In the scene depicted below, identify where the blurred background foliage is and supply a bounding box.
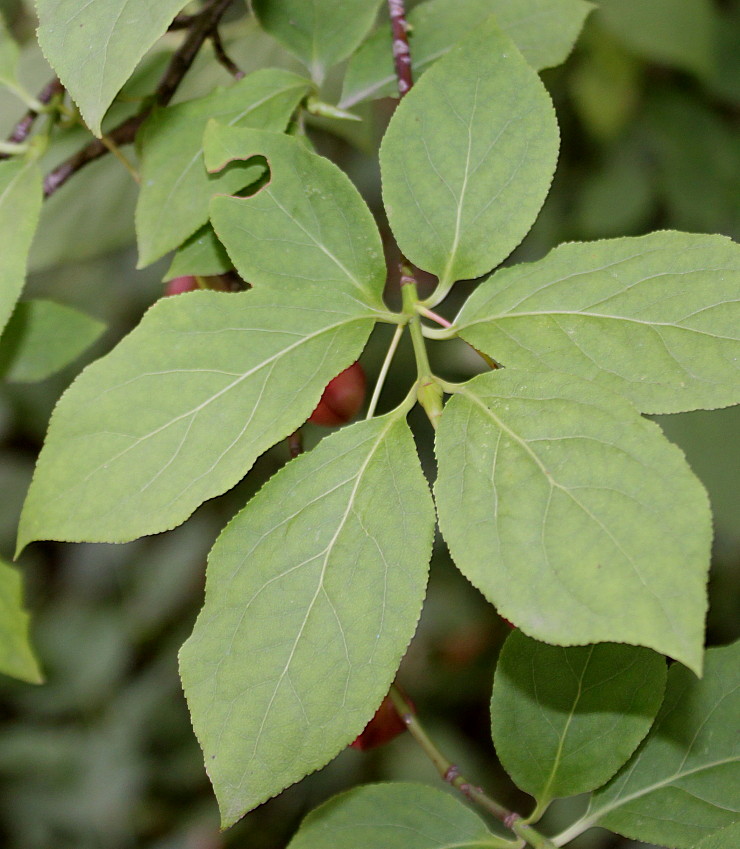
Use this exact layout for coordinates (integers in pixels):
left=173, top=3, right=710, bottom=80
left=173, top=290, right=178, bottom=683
left=0, top=0, right=738, bottom=847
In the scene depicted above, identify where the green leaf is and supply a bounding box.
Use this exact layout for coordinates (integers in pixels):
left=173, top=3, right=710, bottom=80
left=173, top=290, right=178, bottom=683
left=252, top=0, right=384, bottom=84
left=163, top=224, right=232, bottom=282
left=35, top=0, right=189, bottom=136
left=693, top=823, right=740, bottom=849
left=180, top=412, right=435, bottom=825
left=17, top=286, right=382, bottom=549
left=341, top=0, right=593, bottom=108
left=287, top=782, right=507, bottom=848
left=206, top=126, right=386, bottom=308
left=0, top=559, right=43, bottom=684
left=596, top=0, right=715, bottom=80
left=135, top=69, right=311, bottom=267
left=379, top=18, right=559, bottom=292
left=568, top=641, right=740, bottom=848
left=0, top=159, right=42, bottom=336
left=0, top=299, right=106, bottom=382
left=434, top=369, right=711, bottom=673
left=0, top=13, right=20, bottom=87
left=491, top=631, right=666, bottom=808
left=455, top=232, right=740, bottom=415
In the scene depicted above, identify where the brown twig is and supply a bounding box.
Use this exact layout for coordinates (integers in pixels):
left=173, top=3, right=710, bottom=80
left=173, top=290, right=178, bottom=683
left=0, top=77, right=65, bottom=161
left=43, top=0, right=235, bottom=197
left=210, top=29, right=245, bottom=80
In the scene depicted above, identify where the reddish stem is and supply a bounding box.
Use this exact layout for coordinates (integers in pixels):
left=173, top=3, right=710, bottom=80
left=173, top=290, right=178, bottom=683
left=387, top=0, right=413, bottom=97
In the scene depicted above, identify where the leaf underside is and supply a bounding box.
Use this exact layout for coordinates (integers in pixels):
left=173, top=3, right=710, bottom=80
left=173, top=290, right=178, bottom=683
left=17, top=287, right=378, bottom=549
left=181, top=414, right=435, bottom=825
left=434, top=369, right=710, bottom=672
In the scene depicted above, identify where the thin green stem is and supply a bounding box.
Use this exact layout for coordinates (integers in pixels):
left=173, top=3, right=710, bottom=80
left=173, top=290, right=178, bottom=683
left=401, top=277, right=443, bottom=427
left=389, top=686, right=556, bottom=849
left=366, top=322, right=405, bottom=420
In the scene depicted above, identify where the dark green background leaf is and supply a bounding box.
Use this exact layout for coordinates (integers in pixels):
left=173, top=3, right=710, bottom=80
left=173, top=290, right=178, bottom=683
left=253, top=0, right=384, bottom=83
left=0, top=559, right=43, bottom=684
left=287, top=782, right=508, bottom=848
left=0, top=299, right=105, bottom=383
left=564, top=641, right=740, bottom=848
left=491, top=631, right=666, bottom=806
left=341, top=0, right=593, bottom=108
left=0, top=159, right=42, bottom=336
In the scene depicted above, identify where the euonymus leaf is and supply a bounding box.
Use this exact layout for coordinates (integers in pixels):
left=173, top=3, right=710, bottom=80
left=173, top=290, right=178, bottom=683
left=0, top=559, right=43, bottom=684
left=135, top=69, right=311, bottom=267
left=693, top=822, right=740, bottom=849
left=341, top=0, right=593, bottom=108
left=0, top=14, right=20, bottom=88
left=252, top=0, right=384, bottom=84
left=379, top=18, right=558, bottom=291
left=287, top=782, right=508, bottom=849
left=207, top=126, right=387, bottom=308
left=454, top=232, right=740, bottom=415
left=434, top=370, right=710, bottom=673
left=491, top=631, right=666, bottom=807
left=35, top=0, right=188, bottom=136
left=163, top=224, right=232, bottom=282
left=0, top=159, right=42, bottom=336
left=18, top=286, right=383, bottom=549
left=0, top=300, right=106, bottom=382
left=568, top=641, right=740, bottom=848
left=180, top=412, right=434, bottom=826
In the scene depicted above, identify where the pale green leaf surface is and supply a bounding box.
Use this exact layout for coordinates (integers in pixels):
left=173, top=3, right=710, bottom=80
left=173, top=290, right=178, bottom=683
left=17, top=286, right=380, bottom=549
left=575, top=642, right=740, bottom=848
left=341, top=0, right=593, bottom=108
left=434, top=370, right=710, bottom=672
left=287, top=782, right=505, bottom=849
left=491, top=631, right=666, bottom=805
left=0, top=14, right=19, bottom=86
left=0, top=159, right=42, bottom=336
left=163, top=224, right=232, bottom=282
left=0, top=559, right=43, bottom=684
left=135, top=69, right=311, bottom=267
left=596, top=0, right=715, bottom=79
left=35, top=0, right=189, bottom=136
left=180, top=414, right=435, bottom=825
left=252, top=0, right=384, bottom=83
left=207, top=125, right=386, bottom=307
left=0, top=299, right=106, bottom=382
left=693, top=822, right=740, bottom=849
left=455, top=232, right=740, bottom=414
left=379, top=19, right=559, bottom=289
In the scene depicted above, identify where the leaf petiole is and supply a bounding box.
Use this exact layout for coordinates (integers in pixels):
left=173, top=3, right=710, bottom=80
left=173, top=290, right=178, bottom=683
left=366, top=322, right=406, bottom=419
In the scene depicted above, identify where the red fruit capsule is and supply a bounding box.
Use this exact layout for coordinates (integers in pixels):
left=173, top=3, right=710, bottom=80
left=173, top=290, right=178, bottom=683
left=309, top=362, right=366, bottom=427
left=350, top=692, right=414, bottom=750
left=164, top=275, right=199, bottom=296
